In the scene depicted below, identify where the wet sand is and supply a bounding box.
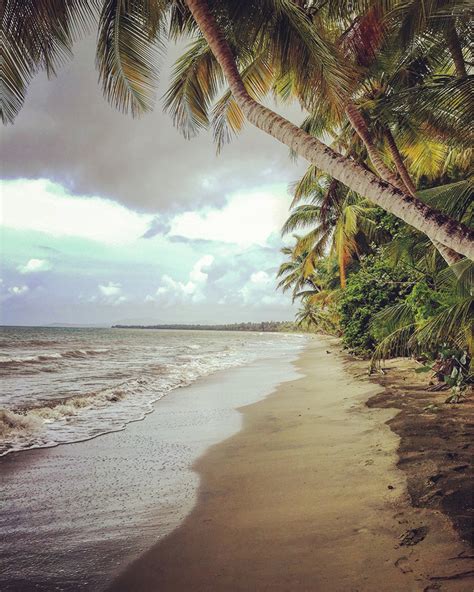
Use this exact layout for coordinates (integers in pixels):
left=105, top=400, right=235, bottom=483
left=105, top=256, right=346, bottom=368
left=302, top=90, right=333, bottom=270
left=109, top=338, right=472, bottom=592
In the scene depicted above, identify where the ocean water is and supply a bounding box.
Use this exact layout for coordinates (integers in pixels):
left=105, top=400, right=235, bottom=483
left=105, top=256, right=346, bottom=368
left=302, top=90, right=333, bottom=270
left=0, top=326, right=306, bottom=591
left=0, top=326, right=305, bottom=456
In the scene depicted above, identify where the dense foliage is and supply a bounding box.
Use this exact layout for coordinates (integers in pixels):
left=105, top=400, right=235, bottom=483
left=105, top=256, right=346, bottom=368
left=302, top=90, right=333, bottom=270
left=338, top=255, right=415, bottom=357
left=271, top=2, right=473, bottom=397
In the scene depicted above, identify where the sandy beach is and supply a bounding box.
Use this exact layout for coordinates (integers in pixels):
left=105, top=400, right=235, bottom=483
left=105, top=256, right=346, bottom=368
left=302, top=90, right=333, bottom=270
left=2, top=337, right=472, bottom=591
left=109, top=338, right=471, bottom=592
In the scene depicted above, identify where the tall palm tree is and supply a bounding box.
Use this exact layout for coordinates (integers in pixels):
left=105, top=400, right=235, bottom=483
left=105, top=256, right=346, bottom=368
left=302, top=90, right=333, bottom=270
left=2, top=0, right=473, bottom=259
left=181, top=0, right=473, bottom=259
left=281, top=175, right=380, bottom=288
left=181, top=2, right=470, bottom=264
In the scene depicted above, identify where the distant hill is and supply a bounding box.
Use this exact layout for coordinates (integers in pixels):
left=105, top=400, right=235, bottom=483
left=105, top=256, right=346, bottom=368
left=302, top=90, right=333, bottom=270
left=112, top=322, right=297, bottom=332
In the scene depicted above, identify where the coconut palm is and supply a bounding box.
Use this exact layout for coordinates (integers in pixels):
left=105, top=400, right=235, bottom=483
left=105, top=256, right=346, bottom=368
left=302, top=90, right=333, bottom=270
left=281, top=175, right=382, bottom=288
left=2, top=0, right=473, bottom=258
left=180, top=1, right=471, bottom=263
left=295, top=297, right=340, bottom=335
left=180, top=0, right=473, bottom=258
left=276, top=242, right=323, bottom=302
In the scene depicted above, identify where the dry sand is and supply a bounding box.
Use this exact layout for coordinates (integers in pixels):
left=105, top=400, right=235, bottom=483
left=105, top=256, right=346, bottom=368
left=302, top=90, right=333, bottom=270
left=109, top=338, right=472, bottom=592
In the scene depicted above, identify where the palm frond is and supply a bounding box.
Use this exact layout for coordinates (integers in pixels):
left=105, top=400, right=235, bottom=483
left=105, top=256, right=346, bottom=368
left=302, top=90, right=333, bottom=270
left=163, top=36, right=222, bottom=138
left=212, top=52, right=274, bottom=150
left=413, top=297, right=473, bottom=349
left=378, top=76, right=474, bottom=148
left=417, top=177, right=474, bottom=220
left=371, top=323, right=416, bottom=367
left=2, top=0, right=97, bottom=124
left=281, top=204, right=324, bottom=235
left=97, top=0, right=164, bottom=116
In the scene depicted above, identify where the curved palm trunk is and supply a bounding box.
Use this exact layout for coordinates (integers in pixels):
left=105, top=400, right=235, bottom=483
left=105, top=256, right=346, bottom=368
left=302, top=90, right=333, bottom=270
left=184, top=0, right=474, bottom=261
left=445, top=22, right=467, bottom=78
left=346, top=93, right=461, bottom=266
left=382, top=128, right=462, bottom=266
left=382, top=128, right=417, bottom=196
left=344, top=103, right=401, bottom=188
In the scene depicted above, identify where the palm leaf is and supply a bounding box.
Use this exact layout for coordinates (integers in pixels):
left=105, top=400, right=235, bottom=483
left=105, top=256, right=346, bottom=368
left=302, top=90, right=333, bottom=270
left=97, top=0, right=164, bottom=116
left=163, top=36, right=223, bottom=138
left=2, top=0, right=96, bottom=123
left=212, top=52, right=274, bottom=150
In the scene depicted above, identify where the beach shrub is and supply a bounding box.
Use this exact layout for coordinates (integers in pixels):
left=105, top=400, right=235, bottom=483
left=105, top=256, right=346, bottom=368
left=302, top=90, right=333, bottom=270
left=338, top=255, right=415, bottom=357
left=405, top=281, right=442, bottom=324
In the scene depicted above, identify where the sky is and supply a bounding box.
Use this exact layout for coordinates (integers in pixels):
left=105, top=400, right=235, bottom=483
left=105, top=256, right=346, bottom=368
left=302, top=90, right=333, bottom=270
left=1, top=38, right=307, bottom=326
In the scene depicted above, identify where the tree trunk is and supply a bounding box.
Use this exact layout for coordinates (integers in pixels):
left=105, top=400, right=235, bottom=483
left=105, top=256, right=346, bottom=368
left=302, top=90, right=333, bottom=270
left=445, top=22, right=467, bottom=77
left=383, top=128, right=417, bottom=196
left=382, top=127, right=462, bottom=266
left=345, top=102, right=401, bottom=188
left=184, top=0, right=474, bottom=261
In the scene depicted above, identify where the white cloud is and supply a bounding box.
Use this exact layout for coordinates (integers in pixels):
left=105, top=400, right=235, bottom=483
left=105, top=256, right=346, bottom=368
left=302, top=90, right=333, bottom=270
left=169, top=186, right=292, bottom=247
left=152, top=255, right=214, bottom=305
left=250, top=270, right=271, bottom=285
left=99, top=282, right=122, bottom=297
left=1, top=179, right=154, bottom=244
left=19, top=258, right=52, bottom=273
left=98, top=282, right=127, bottom=305
left=9, top=285, right=29, bottom=295
left=239, top=270, right=282, bottom=306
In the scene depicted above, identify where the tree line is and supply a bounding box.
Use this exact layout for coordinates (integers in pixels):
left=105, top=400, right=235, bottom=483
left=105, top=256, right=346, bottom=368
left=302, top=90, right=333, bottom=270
left=112, top=322, right=296, bottom=332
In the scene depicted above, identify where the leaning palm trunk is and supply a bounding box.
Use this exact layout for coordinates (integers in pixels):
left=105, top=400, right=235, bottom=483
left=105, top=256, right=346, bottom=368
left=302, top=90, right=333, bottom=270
left=184, top=0, right=474, bottom=261
left=345, top=104, right=460, bottom=265
left=382, top=128, right=417, bottom=196
left=382, top=128, right=462, bottom=266
left=445, top=21, right=467, bottom=78
left=345, top=102, right=402, bottom=189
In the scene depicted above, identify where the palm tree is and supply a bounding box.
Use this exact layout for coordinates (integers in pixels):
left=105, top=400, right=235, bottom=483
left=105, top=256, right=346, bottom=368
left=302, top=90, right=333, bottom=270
left=2, top=0, right=473, bottom=258
left=276, top=243, right=322, bottom=302
left=183, top=0, right=473, bottom=259
left=281, top=175, right=380, bottom=288
left=185, top=2, right=470, bottom=264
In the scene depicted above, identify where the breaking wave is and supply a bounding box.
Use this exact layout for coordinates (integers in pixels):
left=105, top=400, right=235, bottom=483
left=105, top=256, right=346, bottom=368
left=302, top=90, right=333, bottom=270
left=0, top=328, right=307, bottom=457
left=0, top=349, right=109, bottom=369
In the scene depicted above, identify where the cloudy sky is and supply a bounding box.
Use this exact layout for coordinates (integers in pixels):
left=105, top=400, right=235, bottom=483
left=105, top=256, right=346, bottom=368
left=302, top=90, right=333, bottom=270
left=1, top=38, right=307, bottom=326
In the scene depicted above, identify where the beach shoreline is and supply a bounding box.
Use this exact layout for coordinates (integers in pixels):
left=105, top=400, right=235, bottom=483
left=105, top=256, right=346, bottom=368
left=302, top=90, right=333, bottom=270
left=2, top=335, right=472, bottom=591
left=108, top=337, right=472, bottom=592
left=0, top=337, right=303, bottom=592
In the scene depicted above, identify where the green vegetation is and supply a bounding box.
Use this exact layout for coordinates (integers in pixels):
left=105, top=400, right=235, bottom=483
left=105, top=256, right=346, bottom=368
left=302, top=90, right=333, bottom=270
left=339, top=255, right=416, bottom=358
left=113, top=322, right=297, bottom=332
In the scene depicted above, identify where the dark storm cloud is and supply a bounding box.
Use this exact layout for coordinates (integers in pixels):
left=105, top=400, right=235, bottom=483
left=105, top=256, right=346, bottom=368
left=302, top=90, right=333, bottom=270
left=2, top=37, right=306, bottom=214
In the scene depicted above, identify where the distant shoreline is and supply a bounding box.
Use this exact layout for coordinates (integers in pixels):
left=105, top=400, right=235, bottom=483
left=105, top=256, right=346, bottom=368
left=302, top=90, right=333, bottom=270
left=112, top=322, right=296, bottom=332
